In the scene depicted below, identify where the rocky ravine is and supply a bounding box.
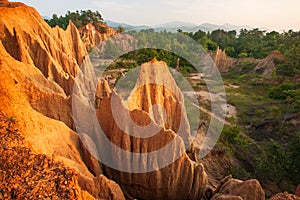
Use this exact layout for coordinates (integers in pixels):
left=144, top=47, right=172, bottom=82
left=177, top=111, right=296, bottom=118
left=0, top=1, right=284, bottom=199
left=212, top=46, right=284, bottom=76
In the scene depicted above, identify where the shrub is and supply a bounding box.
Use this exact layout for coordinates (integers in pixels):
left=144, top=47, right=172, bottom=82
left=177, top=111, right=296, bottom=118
left=238, top=52, right=248, bottom=58
left=222, top=125, right=241, bottom=144
left=255, top=109, right=266, bottom=117
left=276, top=63, right=296, bottom=77
left=273, top=56, right=284, bottom=65
left=268, top=82, right=300, bottom=100
left=255, top=140, right=287, bottom=184
left=182, top=65, right=194, bottom=73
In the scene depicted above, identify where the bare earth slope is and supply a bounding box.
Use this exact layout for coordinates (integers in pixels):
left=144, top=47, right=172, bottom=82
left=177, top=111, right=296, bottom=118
left=0, top=1, right=125, bottom=199
left=79, top=23, right=118, bottom=52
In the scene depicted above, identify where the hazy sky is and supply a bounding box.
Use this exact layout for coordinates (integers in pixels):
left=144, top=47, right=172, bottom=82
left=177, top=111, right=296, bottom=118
left=13, top=0, right=300, bottom=31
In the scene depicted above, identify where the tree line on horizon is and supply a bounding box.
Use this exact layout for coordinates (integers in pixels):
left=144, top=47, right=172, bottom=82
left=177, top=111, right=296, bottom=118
left=45, top=10, right=104, bottom=30
left=45, top=10, right=300, bottom=77
left=182, top=28, right=300, bottom=76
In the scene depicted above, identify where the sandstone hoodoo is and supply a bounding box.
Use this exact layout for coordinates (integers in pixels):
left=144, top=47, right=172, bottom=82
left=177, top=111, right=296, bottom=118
left=79, top=23, right=118, bottom=52
left=127, top=58, right=193, bottom=149
left=75, top=58, right=209, bottom=199
left=213, top=47, right=235, bottom=73
left=77, top=58, right=266, bottom=199
left=0, top=0, right=89, bottom=130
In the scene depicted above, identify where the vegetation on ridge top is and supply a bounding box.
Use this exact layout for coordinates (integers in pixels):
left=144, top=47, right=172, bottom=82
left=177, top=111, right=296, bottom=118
left=45, top=10, right=104, bottom=30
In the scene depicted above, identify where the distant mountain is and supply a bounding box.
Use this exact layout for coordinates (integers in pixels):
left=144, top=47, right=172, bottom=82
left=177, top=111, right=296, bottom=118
left=154, top=21, right=197, bottom=28
left=104, top=20, right=149, bottom=30
left=222, top=23, right=253, bottom=30
left=154, top=22, right=255, bottom=32
left=104, top=20, right=266, bottom=33
left=105, top=20, right=251, bottom=33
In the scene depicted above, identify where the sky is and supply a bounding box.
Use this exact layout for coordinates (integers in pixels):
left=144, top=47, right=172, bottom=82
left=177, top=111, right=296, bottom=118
left=12, top=0, right=300, bottom=31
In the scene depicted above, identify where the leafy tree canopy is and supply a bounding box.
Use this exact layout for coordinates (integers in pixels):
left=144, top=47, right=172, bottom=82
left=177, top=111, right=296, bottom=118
left=45, top=10, right=104, bottom=30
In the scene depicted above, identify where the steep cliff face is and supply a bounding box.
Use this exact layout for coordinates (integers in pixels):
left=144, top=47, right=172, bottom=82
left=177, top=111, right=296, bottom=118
left=127, top=58, right=192, bottom=148
left=214, top=49, right=284, bottom=77
left=91, top=61, right=209, bottom=199
left=79, top=23, right=118, bottom=52
left=0, top=1, right=91, bottom=129
left=212, top=47, right=235, bottom=72
left=0, top=4, right=87, bottom=95
left=0, top=42, right=125, bottom=200
left=253, top=51, right=284, bottom=76
left=0, top=1, right=125, bottom=199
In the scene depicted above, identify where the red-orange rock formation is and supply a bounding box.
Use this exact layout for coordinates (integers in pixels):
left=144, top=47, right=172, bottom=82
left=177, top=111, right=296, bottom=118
left=270, top=192, right=300, bottom=200
left=253, top=51, right=284, bottom=76
left=212, top=194, right=243, bottom=200
left=0, top=1, right=125, bottom=199
left=127, top=58, right=192, bottom=148
left=213, top=47, right=235, bottom=72
left=0, top=115, right=95, bottom=199
left=212, top=49, right=284, bottom=77
left=78, top=174, right=125, bottom=200
left=213, top=176, right=265, bottom=200
left=296, top=185, right=300, bottom=197
left=0, top=5, right=87, bottom=95
left=91, top=67, right=207, bottom=199
left=0, top=1, right=92, bottom=129
left=79, top=23, right=118, bottom=52
left=76, top=59, right=265, bottom=200
left=73, top=60, right=209, bottom=199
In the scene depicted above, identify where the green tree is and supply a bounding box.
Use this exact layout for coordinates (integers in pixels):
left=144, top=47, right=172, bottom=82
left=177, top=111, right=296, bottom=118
left=46, top=10, right=104, bottom=30
left=117, top=26, right=125, bottom=33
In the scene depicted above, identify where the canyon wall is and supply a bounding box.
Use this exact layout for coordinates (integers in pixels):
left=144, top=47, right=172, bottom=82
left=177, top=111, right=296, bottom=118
left=0, top=1, right=124, bottom=199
